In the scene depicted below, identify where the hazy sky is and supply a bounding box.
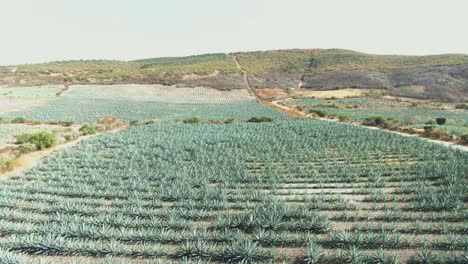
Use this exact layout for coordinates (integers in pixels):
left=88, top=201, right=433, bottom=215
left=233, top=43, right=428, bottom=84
left=1, top=0, right=467, bottom=65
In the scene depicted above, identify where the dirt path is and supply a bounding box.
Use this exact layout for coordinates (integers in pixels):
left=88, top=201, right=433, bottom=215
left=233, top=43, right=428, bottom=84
left=231, top=54, right=257, bottom=97
left=0, top=126, right=127, bottom=179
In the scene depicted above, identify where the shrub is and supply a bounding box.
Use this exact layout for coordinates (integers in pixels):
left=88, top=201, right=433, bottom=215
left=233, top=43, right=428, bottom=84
left=435, top=117, right=446, bottom=125
left=423, top=120, right=435, bottom=131
left=460, top=133, right=468, bottom=144
left=225, top=118, right=235, bottom=124
left=183, top=117, right=202, bottom=124
left=309, top=109, right=327, bottom=118
left=424, top=128, right=445, bottom=139
left=79, top=124, right=97, bottom=135
left=0, top=158, right=12, bottom=171
left=454, top=103, right=468, bottom=110
left=15, top=132, right=55, bottom=150
left=15, top=143, right=37, bottom=155
left=363, top=116, right=385, bottom=126
left=61, top=121, right=74, bottom=127
left=247, top=116, right=275, bottom=123
left=337, top=114, right=349, bottom=121
left=11, top=117, right=26, bottom=123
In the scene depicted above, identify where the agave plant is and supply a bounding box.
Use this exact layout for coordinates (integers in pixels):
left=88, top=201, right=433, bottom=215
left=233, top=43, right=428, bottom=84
left=303, top=240, right=326, bottom=264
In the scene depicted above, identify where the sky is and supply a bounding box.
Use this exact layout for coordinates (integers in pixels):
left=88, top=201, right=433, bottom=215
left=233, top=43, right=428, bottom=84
left=1, top=0, right=467, bottom=65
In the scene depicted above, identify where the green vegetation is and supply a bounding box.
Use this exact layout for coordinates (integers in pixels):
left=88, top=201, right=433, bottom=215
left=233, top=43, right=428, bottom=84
left=0, top=120, right=465, bottom=262
left=138, top=53, right=239, bottom=76
left=235, top=49, right=468, bottom=75
left=0, top=158, right=11, bottom=171
left=15, top=131, right=55, bottom=150
left=435, top=117, right=446, bottom=125
left=79, top=124, right=97, bottom=135
left=11, top=117, right=26, bottom=124
left=183, top=117, right=202, bottom=124
left=247, top=116, right=275, bottom=123
left=363, top=116, right=386, bottom=126
left=309, top=109, right=327, bottom=117
left=303, top=107, right=468, bottom=136
left=455, top=103, right=468, bottom=110
left=337, top=114, right=349, bottom=121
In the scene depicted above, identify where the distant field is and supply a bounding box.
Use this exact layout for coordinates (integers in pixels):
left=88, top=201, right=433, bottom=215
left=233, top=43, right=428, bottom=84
left=65, top=85, right=253, bottom=104
left=0, top=120, right=466, bottom=263
left=4, top=85, right=287, bottom=122
left=288, top=97, right=413, bottom=108
left=286, top=96, right=468, bottom=136
left=0, top=85, right=63, bottom=99
left=312, top=107, right=467, bottom=134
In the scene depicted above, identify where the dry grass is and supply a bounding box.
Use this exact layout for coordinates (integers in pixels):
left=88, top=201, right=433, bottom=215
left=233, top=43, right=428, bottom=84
left=295, top=88, right=365, bottom=99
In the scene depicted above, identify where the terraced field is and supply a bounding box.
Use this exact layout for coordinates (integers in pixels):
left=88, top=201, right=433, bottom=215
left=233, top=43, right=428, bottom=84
left=5, top=85, right=287, bottom=123
left=0, top=120, right=466, bottom=263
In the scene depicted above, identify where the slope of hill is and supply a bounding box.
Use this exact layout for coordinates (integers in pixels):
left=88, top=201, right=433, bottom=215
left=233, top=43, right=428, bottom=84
left=1, top=49, right=467, bottom=101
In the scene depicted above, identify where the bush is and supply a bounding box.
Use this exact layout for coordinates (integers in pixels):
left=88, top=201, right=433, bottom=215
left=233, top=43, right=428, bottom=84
left=435, top=117, right=446, bottom=125
left=61, top=121, right=74, bottom=127
left=247, top=116, right=275, bottom=123
left=79, top=124, right=97, bottom=135
left=183, top=117, right=202, bottom=124
left=460, top=133, right=468, bottom=144
left=225, top=118, right=235, bottom=124
left=309, top=109, right=327, bottom=118
left=337, top=114, right=349, bottom=121
left=15, top=143, right=37, bottom=155
left=0, top=158, right=12, bottom=171
left=363, top=116, right=385, bottom=126
left=423, top=120, right=435, bottom=131
left=15, top=132, right=55, bottom=150
left=454, top=103, right=468, bottom=110
left=11, top=117, right=26, bottom=123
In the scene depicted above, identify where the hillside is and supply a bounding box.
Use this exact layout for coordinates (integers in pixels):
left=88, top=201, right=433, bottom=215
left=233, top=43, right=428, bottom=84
left=1, top=49, right=468, bottom=101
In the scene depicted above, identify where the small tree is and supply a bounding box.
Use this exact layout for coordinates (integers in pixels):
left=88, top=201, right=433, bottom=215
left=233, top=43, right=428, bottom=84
left=363, top=116, right=385, bottom=126
left=435, top=117, right=446, bottom=125
left=15, top=132, right=55, bottom=150
left=79, top=124, right=97, bottom=135
left=309, top=109, right=327, bottom=118
left=337, top=114, right=349, bottom=121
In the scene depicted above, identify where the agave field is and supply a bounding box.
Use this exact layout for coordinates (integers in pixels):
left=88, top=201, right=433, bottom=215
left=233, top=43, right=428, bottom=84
left=288, top=97, right=413, bottom=108
left=286, top=97, right=468, bottom=136
left=4, top=85, right=287, bottom=122
left=0, top=120, right=466, bottom=263
left=0, top=85, right=63, bottom=99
